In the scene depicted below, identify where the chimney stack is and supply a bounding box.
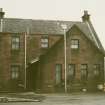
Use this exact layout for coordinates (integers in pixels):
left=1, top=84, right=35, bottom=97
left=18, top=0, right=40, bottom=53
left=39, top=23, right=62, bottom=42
left=0, top=8, right=5, bottom=19
left=82, top=10, right=90, bottom=22
left=0, top=8, right=5, bottom=32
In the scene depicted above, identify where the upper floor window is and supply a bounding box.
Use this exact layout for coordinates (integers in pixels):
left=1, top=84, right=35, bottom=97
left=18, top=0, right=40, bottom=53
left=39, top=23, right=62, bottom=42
left=41, top=36, right=49, bottom=48
left=11, top=36, right=20, bottom=50
left=71, top=39, right=79, bottom=49
left=81, top=64, right=88, bottom=80
left=11, top=65, right=20, bottom=79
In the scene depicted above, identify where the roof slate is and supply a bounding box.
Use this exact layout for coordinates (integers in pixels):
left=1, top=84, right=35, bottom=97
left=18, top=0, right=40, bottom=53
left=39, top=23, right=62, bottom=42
left=2, top=18, right=83, bottom=34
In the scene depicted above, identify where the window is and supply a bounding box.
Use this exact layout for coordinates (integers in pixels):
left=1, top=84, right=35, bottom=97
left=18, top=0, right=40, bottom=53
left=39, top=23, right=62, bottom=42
left=94, top=64, right=100, bottom=77
left=11, top=36, right=20, bottom=50
left=71, top=39, right=79, bottom=49
left=41, top=36, right=48, bottom=48
left=55, top=64, right=62, bottom=85
left=11, top=65, right=20, bottom=79
left=68, top=64, right=75, bottom=80
left=81, top=64, right=88, bottom=80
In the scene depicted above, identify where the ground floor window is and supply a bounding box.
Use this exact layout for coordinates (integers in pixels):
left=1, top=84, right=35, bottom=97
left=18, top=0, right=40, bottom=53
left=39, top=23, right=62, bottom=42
left=81, top=64, right=88, bottom=80
left=55, top=64, right=62, bottom=85
left=68, top=64, right=75, bottom=81
left=93, top=64, right=100, bottom=78
left=11, top=65, right=20, bottom=79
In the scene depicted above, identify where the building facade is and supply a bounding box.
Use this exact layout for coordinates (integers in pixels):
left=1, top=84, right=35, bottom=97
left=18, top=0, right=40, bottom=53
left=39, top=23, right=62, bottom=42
left=0, top=9, right=105, bottom=92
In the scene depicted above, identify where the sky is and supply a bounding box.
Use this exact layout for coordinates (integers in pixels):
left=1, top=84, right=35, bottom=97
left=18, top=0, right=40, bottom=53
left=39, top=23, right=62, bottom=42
left=0, top=0, right=105, bottom=48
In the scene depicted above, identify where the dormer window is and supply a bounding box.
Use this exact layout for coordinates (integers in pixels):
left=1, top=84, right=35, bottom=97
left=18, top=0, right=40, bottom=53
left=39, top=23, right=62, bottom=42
left=71, top=39, right=79, bottom=49
left=41, top=36, right=49, bottom=48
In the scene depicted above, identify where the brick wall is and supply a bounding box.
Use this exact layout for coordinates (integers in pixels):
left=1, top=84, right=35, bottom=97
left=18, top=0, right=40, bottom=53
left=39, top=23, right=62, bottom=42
left=0, top=32, right=61, bottom=91
left=27, top=34, right=61, bottom=62
left=39, top=26, right=104, bottom=92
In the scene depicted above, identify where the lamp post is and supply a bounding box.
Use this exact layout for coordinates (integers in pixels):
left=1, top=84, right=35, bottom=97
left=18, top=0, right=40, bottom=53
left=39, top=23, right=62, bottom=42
left=24, top=27, right=30, bottom=89
left=61, top=24, right=67, bottom=93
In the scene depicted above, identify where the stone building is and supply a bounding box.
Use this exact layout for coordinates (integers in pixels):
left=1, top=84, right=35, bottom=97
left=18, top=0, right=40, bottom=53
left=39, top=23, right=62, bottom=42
left=0, top=8, right=104, bottom=92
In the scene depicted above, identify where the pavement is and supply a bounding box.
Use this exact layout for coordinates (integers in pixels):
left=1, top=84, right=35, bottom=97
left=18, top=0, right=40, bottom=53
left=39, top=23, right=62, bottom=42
left=0, top=92, right=105, bottom=105
left=41, top=92, right=105, bottom=105
left=0, top=92, right=45, bottom=103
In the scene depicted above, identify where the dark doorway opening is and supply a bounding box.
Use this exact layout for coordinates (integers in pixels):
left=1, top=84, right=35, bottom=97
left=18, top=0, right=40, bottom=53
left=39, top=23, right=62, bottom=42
left=26, top=62, right=39, bottom=91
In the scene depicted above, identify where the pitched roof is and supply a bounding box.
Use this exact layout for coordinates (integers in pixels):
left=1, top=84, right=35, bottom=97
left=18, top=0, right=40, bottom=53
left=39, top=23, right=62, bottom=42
left=2, top=18, right=78, bottom=34
left=1, top=18, right=105, bottom=54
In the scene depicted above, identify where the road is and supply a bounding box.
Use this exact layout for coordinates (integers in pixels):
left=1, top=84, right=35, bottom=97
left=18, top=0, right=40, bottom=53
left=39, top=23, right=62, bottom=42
left=1, top=93, right=105, bottom=105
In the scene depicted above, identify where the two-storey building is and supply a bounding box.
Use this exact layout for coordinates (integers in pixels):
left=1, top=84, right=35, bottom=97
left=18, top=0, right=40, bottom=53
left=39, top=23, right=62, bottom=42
left=0, top=8, right=104, bottom=92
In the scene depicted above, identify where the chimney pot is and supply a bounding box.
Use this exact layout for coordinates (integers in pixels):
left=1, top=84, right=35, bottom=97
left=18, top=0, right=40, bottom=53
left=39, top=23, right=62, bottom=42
left=84, top=10, right=88, bottom=15
left=0, top=8, right=3, bottom=12
left=82, top=10, right=90, bottom=22
left=0, top=8, right=5, bottom=19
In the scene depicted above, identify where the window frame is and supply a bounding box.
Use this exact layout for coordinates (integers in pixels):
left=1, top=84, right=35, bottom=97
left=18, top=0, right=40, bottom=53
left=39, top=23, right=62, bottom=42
left=55, top=64, right=62, bottom=85
left=41, top=36, right=49, bottom=48
left=68, top=64, right=75, bottom=81
left=71, top=39, right=79, bottom=49
left=11, top=65, right=20, bottom=79
left=81, top=64, right=88, bottom=80
left=11, top=36, right=20, bottom=50
left=93, top=64, right=100, bottom=77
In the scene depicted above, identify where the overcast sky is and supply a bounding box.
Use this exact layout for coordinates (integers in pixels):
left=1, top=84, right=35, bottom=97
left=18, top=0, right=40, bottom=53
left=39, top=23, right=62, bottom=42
left=0, top=0, right=105, bottom=48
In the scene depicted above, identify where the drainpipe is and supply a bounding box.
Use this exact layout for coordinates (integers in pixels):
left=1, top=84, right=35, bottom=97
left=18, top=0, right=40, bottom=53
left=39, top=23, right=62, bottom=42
left=61, top=24, right=67, bottom=93
left=24, top=32, right=27, bottom=89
